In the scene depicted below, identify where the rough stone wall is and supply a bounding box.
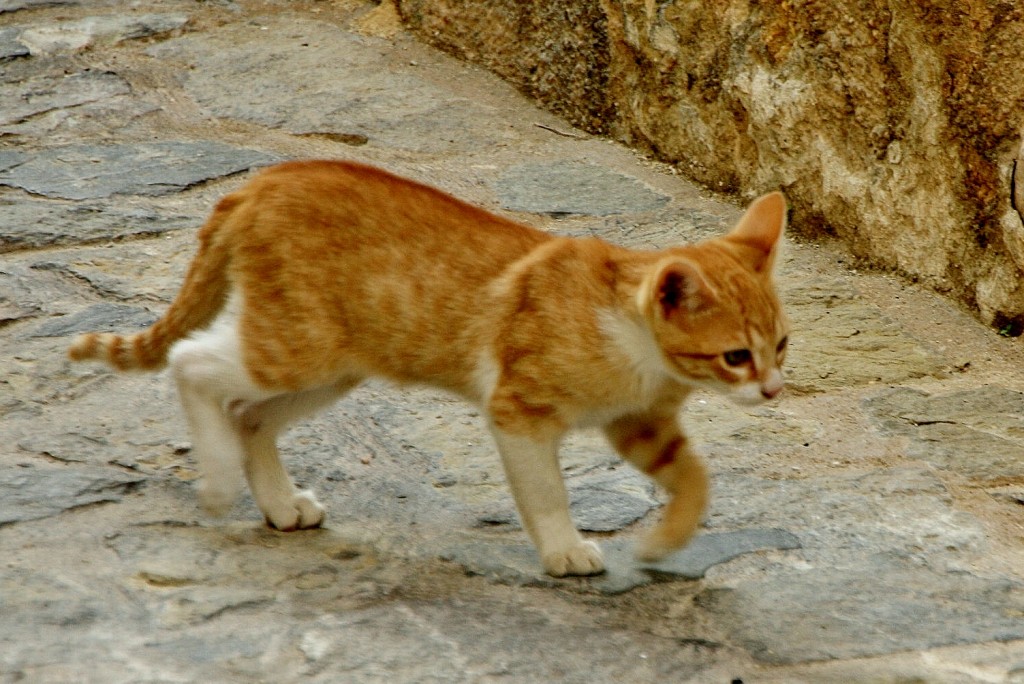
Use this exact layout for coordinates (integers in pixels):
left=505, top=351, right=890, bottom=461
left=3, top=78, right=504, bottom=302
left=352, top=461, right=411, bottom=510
left=397, top=0, right=1024, bottom=328
left=396, top=0, right=614, bottom=132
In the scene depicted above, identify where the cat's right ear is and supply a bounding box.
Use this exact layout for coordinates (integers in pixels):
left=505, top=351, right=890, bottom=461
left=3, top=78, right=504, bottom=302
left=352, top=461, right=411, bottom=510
left=646, top=259, right=716, bottom=321
left=725, top=191, right=787, bottom=274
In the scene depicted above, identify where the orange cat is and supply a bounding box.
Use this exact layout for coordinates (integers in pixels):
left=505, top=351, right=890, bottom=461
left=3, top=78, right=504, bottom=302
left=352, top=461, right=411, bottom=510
left=69, top=160, right=789, bottom=577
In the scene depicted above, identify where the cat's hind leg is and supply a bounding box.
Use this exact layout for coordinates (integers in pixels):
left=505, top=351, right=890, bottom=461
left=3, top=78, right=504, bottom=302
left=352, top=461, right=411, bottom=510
left=233, top=379, right=359, bottom=531
left=168, top=318, right=276, bottom=517
left=603, top=413, right=709, bottom=562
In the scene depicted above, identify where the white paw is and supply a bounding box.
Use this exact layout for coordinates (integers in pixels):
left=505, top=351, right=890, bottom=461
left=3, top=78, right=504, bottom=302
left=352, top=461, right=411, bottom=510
left=198, top=479, right=242, bottom=517
left=263, top=490, right=326, bottom=532
left=542, top=540, right=605, bottom=577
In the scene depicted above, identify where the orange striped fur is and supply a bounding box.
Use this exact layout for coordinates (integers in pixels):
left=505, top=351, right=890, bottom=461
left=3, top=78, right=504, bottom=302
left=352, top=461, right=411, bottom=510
left=68, top=160, right=789, bottom=576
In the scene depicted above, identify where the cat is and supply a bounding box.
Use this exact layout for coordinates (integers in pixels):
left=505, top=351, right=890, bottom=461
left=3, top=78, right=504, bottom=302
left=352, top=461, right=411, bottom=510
left=69, top=159, right=789, bottom=577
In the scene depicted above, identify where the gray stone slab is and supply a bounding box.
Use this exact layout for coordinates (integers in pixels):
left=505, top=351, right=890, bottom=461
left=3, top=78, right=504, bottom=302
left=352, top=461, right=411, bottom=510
left=0, top=70, right=131, bottom=127
left=0, top=142, right=278, bottom=199
left=10, top=381, right=185, bottom=468
left=707, top=466, right=984, bottom=560
left=781, top=275, right=947, bottom=392
left=0, top=260, right=87, bottom=331
left=0, top=68, right=157, bottom=139
left=0, top=260, right=137, bottom=332
left=0, top=198, right=194, bottom=252
left=477, top=466, right=658, bottom=533
left=148, top=22, right=498, bottom=153
left=30, top=302, right=158, bottom=337
left=0, top=27, right=28, bottom=60
left=0, top=0, right=76, bottom=12
left=0, top=150, right=26, bottom=172
left=864, top=386, right=1024, bottom=479
left=582, top=207, right=732, bottom=248
left=0, top=264, right=46, bottom=327
left=496, top=161, right=671, bottom=216
left=0, top=463, right=143, bottom=526
left=266, top=599, right=718, bottom=683
left=17, top=430, right=114, bottom=464
left=16, top=13, right=189, bottom=56
left=26, top=246, right=188, bottom=303
left=568, top=468, right=659, bottom=532
left=14, top=524, right=714, bottom=684
left=0, top=299, right=38, bottom=327
left=443, top=528, right=801, bottom=594
left=698, top=554, right=1024, bottom=664
left=988, top=484, right=1024, bottom=506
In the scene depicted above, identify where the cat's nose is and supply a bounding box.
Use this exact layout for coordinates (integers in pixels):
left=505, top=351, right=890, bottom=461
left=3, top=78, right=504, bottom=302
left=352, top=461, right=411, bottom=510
left=760, top=369, right=784, bottom=399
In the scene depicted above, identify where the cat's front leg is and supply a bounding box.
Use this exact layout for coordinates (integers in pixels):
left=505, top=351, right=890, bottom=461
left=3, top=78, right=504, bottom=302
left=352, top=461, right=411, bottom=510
left=604, top=413, right=709, bottom=562
left=488, top=426, right=604, bottom=577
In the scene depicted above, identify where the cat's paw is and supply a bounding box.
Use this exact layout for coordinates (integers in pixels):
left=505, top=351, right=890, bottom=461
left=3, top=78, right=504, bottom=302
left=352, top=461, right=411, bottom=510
left=263, top=490, right=326, bottom=532
left=198, top=479, right=242, bottom=517
left=634, top=531, right=678, bottom=564
left=542, top=540, right=605, bottom=577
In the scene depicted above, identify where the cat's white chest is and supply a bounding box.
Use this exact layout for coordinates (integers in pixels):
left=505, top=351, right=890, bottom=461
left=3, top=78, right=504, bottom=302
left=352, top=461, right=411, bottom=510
left=596, top=308, right=669, bottom=384
left=573, top=308, right=674, bottom=427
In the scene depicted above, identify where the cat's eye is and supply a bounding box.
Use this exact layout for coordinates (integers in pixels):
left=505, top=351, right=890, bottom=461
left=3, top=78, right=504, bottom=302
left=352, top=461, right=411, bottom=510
left=723, top=349, right=752, bottom=367
left=776, top=336, right=788, bottom=353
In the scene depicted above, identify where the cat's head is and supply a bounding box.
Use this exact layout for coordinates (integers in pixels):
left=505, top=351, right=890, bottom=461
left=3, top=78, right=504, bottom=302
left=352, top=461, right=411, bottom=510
left=641, top=192, right=789, bottom=405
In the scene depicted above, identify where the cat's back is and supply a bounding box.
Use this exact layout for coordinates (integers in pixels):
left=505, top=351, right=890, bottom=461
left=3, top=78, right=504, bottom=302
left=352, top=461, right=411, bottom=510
left=231, top=160, right=549, bottom=260
left=220, top=160, right=557, bottom=392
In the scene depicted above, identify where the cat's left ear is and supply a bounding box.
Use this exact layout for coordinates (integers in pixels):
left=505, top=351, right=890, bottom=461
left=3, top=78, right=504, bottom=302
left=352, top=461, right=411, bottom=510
left=648, top=258, right=716, bottom=321
left=725, top=191, right=787, bottom=274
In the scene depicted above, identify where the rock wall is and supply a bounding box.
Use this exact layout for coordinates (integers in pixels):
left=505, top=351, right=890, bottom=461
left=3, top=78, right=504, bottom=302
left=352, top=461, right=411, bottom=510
left=397, top=0, right=1024, bottom=329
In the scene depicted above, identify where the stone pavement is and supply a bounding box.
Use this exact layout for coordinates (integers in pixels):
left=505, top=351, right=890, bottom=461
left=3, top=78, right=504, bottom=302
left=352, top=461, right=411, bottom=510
left=1, top=1, right=1023, bottom=681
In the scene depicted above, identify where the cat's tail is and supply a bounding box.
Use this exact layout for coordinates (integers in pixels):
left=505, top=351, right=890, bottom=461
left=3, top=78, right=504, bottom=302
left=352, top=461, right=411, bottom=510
left=68, top=194, right=241, bottom=371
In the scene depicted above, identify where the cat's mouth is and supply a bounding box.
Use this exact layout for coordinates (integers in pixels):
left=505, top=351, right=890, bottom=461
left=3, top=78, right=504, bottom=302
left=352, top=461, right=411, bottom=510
left=729, top=378, right=785, bottom=406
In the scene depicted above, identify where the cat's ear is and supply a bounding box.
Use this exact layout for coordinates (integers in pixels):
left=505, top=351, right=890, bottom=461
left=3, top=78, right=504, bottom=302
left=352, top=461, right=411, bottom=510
left=647, top=259, right=716, bottom=320
left=725, top=191, right=786, bottom=274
